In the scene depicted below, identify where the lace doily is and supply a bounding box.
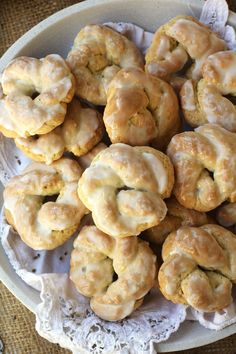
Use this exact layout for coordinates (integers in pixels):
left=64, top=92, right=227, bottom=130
left=1, top=1, right=236, bottom=353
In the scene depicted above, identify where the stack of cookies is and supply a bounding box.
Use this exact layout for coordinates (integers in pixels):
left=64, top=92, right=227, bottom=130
left=2, top=16, right=236, bottom=321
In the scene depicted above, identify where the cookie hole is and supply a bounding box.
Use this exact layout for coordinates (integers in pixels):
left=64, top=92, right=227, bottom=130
left=31, top=91, right=40, bottom=99
left=198, top=265, right=215, bottom=273
left=224, top=94, right=236, bottom=105
left=102, top=130, right=111, bottom=145
left=117, top=186, right=133, bottom=193
left=43, top=194, right=59, bottom=204
left=113, top=272, right=118, bottom=282
left=31, top=134, right=39, bottom=141
left=178, top=56, right=193, bottom=75
left=208, top=171, right=214, bottom=179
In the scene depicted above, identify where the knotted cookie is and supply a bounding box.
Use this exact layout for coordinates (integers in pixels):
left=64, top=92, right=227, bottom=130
left=181, top=51, right=236, bottom=132
left=67, top=24, right=143, bottom=105
left=0, top=54, right=75, bottom=138
left=4, top=158, right=87, bottom=250
left=103, top=67, right=180, bottom=150
left=70, top=225, right=156, bottom=321
left=78, top=143, right=174, bottom=237
left=158, top=224, right=236, bottom=312
left=145, top=16, right=226, bottom=81
left=167, top=124, right=236, bottom=212
left=15, top=98, right=104, bottom=164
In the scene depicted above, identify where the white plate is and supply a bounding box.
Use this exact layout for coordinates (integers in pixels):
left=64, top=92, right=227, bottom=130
left=1, top=0, right=236, bottom=351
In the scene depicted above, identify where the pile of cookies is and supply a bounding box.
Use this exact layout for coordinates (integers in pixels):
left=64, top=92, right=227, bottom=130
left=2, top=15, right=236, bottom=322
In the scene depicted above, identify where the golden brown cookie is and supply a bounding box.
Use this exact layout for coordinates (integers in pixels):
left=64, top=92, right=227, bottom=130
left=78, top=143, right=174, bottom=237
left=181, top=51, right=236, bottom=132
left=70, top=225, right=156, bottom=321
left=15, top=98, right=104, bottom=164
left=0, top=55, right=75, bottom=138
left=103, top=68, right=180, bottom=150
left=145, top=16, right=226, bottom=81
left=158, top=224, right=236, bottom=312
left=167, top=124, right=236, bottom=212
left=4, top=158, right=88, bottom=250
left=67, top=24, right=144, bottom=105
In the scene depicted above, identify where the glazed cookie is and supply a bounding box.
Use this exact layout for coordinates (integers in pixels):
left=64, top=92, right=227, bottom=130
left=145, top=16, right=226, bottom=81
left=0, top=54, right=75, bottom=138
left=103, top=68, right=180, bottom=150
left=70, top=226, right=156, bottom=321
left=15, top=98, right=104, bottom=164
left=4, top=158, right=88, bottom=250
left=144, top=197, right=211, bottom=245
left=78, top=143, right=174, bottom=237
left=167, top=124, right=236, bottom=212
left=67, top=24, right=143, bottom=105
left=158, top=224, right=236, bottom=312
left=181, top=51, right=236, bottom=132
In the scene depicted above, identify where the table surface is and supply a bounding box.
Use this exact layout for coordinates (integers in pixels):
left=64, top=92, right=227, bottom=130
left=1, top=0, right=236, bottom=353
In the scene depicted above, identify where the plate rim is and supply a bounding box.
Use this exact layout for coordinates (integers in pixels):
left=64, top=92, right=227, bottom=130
left=1, top=0, right=236, bottom=352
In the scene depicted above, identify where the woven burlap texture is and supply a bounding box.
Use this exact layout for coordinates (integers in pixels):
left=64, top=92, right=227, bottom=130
left=0, top=282, right=70, bottom=354
left=1, top=0, right=236, bottom=353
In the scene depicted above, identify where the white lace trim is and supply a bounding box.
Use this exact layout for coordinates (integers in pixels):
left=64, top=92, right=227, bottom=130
left=1, top=209, right=188, bottom=354
left=36, top=275, right=187, bottom=354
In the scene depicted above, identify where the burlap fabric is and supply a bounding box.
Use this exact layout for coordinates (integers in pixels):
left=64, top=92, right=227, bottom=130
left=1, top=0, right=236, bottom=353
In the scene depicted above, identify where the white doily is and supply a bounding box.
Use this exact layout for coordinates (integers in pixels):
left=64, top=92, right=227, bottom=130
left=1, top=0, right=236, bottom=353
left=1, top=213, right=187, bottom=354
